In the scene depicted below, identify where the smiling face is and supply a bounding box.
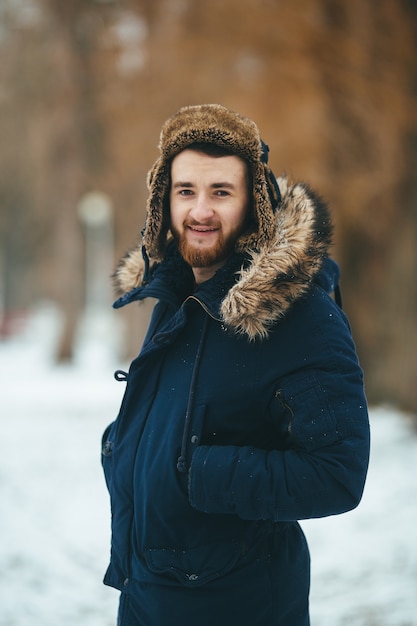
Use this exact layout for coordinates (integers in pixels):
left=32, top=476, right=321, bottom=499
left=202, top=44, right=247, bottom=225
left=169, top=148, right=251, bottom=283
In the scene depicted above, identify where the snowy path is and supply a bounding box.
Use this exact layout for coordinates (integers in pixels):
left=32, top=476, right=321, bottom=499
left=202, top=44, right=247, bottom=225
left=1, top=327, right=416, bottom=625
left=303, top=406, right=417, bottom=625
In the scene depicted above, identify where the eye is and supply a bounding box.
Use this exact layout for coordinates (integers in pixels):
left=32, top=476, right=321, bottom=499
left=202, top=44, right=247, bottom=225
left=179, top=189, right=193, bottom=196
left=214, top=189, right=230, bottom=197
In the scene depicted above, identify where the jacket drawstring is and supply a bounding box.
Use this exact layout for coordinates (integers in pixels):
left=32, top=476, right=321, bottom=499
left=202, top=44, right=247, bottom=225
left=141, top=244, right=151, bottom=286
left=139, top=225, right=151, bottom=286
left=114, top=369, right=129, bottom=382
left=334, top=284, right=343, bottom=309
left=176, top=315, right=209, bottom=473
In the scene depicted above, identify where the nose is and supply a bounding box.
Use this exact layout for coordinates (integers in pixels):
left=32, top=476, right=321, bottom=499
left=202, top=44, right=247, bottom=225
left=189, top=193, right=215, bottom=222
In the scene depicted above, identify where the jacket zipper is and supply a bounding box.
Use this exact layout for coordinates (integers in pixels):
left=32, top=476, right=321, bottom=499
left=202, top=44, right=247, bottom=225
left=275, top=389, right=294, bottom=433
left=176, top=315, right=209, bottom=473
left=185, top=295, right=222, bottom=322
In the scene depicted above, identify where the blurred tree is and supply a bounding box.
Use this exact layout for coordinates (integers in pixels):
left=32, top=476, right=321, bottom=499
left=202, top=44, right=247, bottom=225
left=0, top=0, right=109, bottom=357
left=41, top=0, right=104, bottom=360
left=311, top=1, right=417, bottom=408
left=0, top=4, right=42, bottom=335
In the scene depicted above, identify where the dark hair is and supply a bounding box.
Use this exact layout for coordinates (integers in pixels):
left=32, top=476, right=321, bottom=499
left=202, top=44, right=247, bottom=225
left=184, top=142, right=239, bottom=159
left=182, top=142, right=252, bottom=191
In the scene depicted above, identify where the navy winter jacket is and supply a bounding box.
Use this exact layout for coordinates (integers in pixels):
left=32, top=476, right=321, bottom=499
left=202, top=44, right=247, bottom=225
left=102, top=181, right=370, bottom=626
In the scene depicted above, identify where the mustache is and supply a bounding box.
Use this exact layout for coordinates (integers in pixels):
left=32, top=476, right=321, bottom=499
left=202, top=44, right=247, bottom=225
left=184, top=218, right=222, bottom=228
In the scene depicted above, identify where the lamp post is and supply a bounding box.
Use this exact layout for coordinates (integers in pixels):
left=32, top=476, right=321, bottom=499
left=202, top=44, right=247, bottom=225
left=77, top=191, right=119, bottom=366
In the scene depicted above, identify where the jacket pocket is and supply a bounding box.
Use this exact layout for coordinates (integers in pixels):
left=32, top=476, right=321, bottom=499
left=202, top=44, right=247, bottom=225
left=275, top=374, right=343, bottom=451
left=144, top=540, right=242, bottom=587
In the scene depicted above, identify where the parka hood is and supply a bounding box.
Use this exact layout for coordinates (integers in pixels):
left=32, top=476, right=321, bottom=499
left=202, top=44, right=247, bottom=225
left=113, top=174, right=334, bottom=341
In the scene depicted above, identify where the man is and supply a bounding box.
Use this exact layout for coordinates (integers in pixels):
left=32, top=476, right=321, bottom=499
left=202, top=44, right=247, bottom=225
left=102, top=104, right=370, bottom=626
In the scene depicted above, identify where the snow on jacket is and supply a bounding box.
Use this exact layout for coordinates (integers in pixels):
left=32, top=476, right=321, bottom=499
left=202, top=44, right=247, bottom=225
left=101, top=177, right=370, bottom=625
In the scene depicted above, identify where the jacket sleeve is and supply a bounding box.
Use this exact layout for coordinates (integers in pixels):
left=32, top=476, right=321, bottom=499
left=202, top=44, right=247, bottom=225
left=188, top=368, right=370, bottom=522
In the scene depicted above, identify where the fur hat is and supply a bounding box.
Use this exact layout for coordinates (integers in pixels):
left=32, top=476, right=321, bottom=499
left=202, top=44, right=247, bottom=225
left=143, top=104, right=281, bottom=260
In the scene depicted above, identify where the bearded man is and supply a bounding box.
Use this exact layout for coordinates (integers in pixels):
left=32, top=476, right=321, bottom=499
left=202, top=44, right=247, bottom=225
left=101, top=104, right=370, bottom=626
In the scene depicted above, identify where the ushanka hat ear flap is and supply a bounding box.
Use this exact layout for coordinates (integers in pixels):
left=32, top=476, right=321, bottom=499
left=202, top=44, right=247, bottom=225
left=235, top=143, right=281, bottom=253
left=142, top=104, right=282, bottom=261
left=143, top=156, right=171, bottom=261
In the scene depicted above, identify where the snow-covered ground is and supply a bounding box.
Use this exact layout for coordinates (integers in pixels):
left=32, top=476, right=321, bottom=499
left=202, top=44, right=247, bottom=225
left=1, top=306, right=416, bottom=626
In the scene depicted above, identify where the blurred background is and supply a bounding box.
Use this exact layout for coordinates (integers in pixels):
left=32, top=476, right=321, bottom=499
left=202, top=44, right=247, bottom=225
left=0, top=0, right=416, bottom=410
left=1, top=2, right=417, bottom=625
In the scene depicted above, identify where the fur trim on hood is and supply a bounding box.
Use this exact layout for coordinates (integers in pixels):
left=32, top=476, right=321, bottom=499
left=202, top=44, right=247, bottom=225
left=113, top=175, right=333, bottom=341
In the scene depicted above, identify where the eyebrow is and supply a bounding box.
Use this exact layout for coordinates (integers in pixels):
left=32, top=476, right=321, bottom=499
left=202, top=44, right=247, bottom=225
left=172, top=181, right=237, bottom=189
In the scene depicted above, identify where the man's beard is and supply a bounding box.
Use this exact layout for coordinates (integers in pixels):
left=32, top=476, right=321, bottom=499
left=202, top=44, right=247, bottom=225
left=172, top=222, right=242, bottom=268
